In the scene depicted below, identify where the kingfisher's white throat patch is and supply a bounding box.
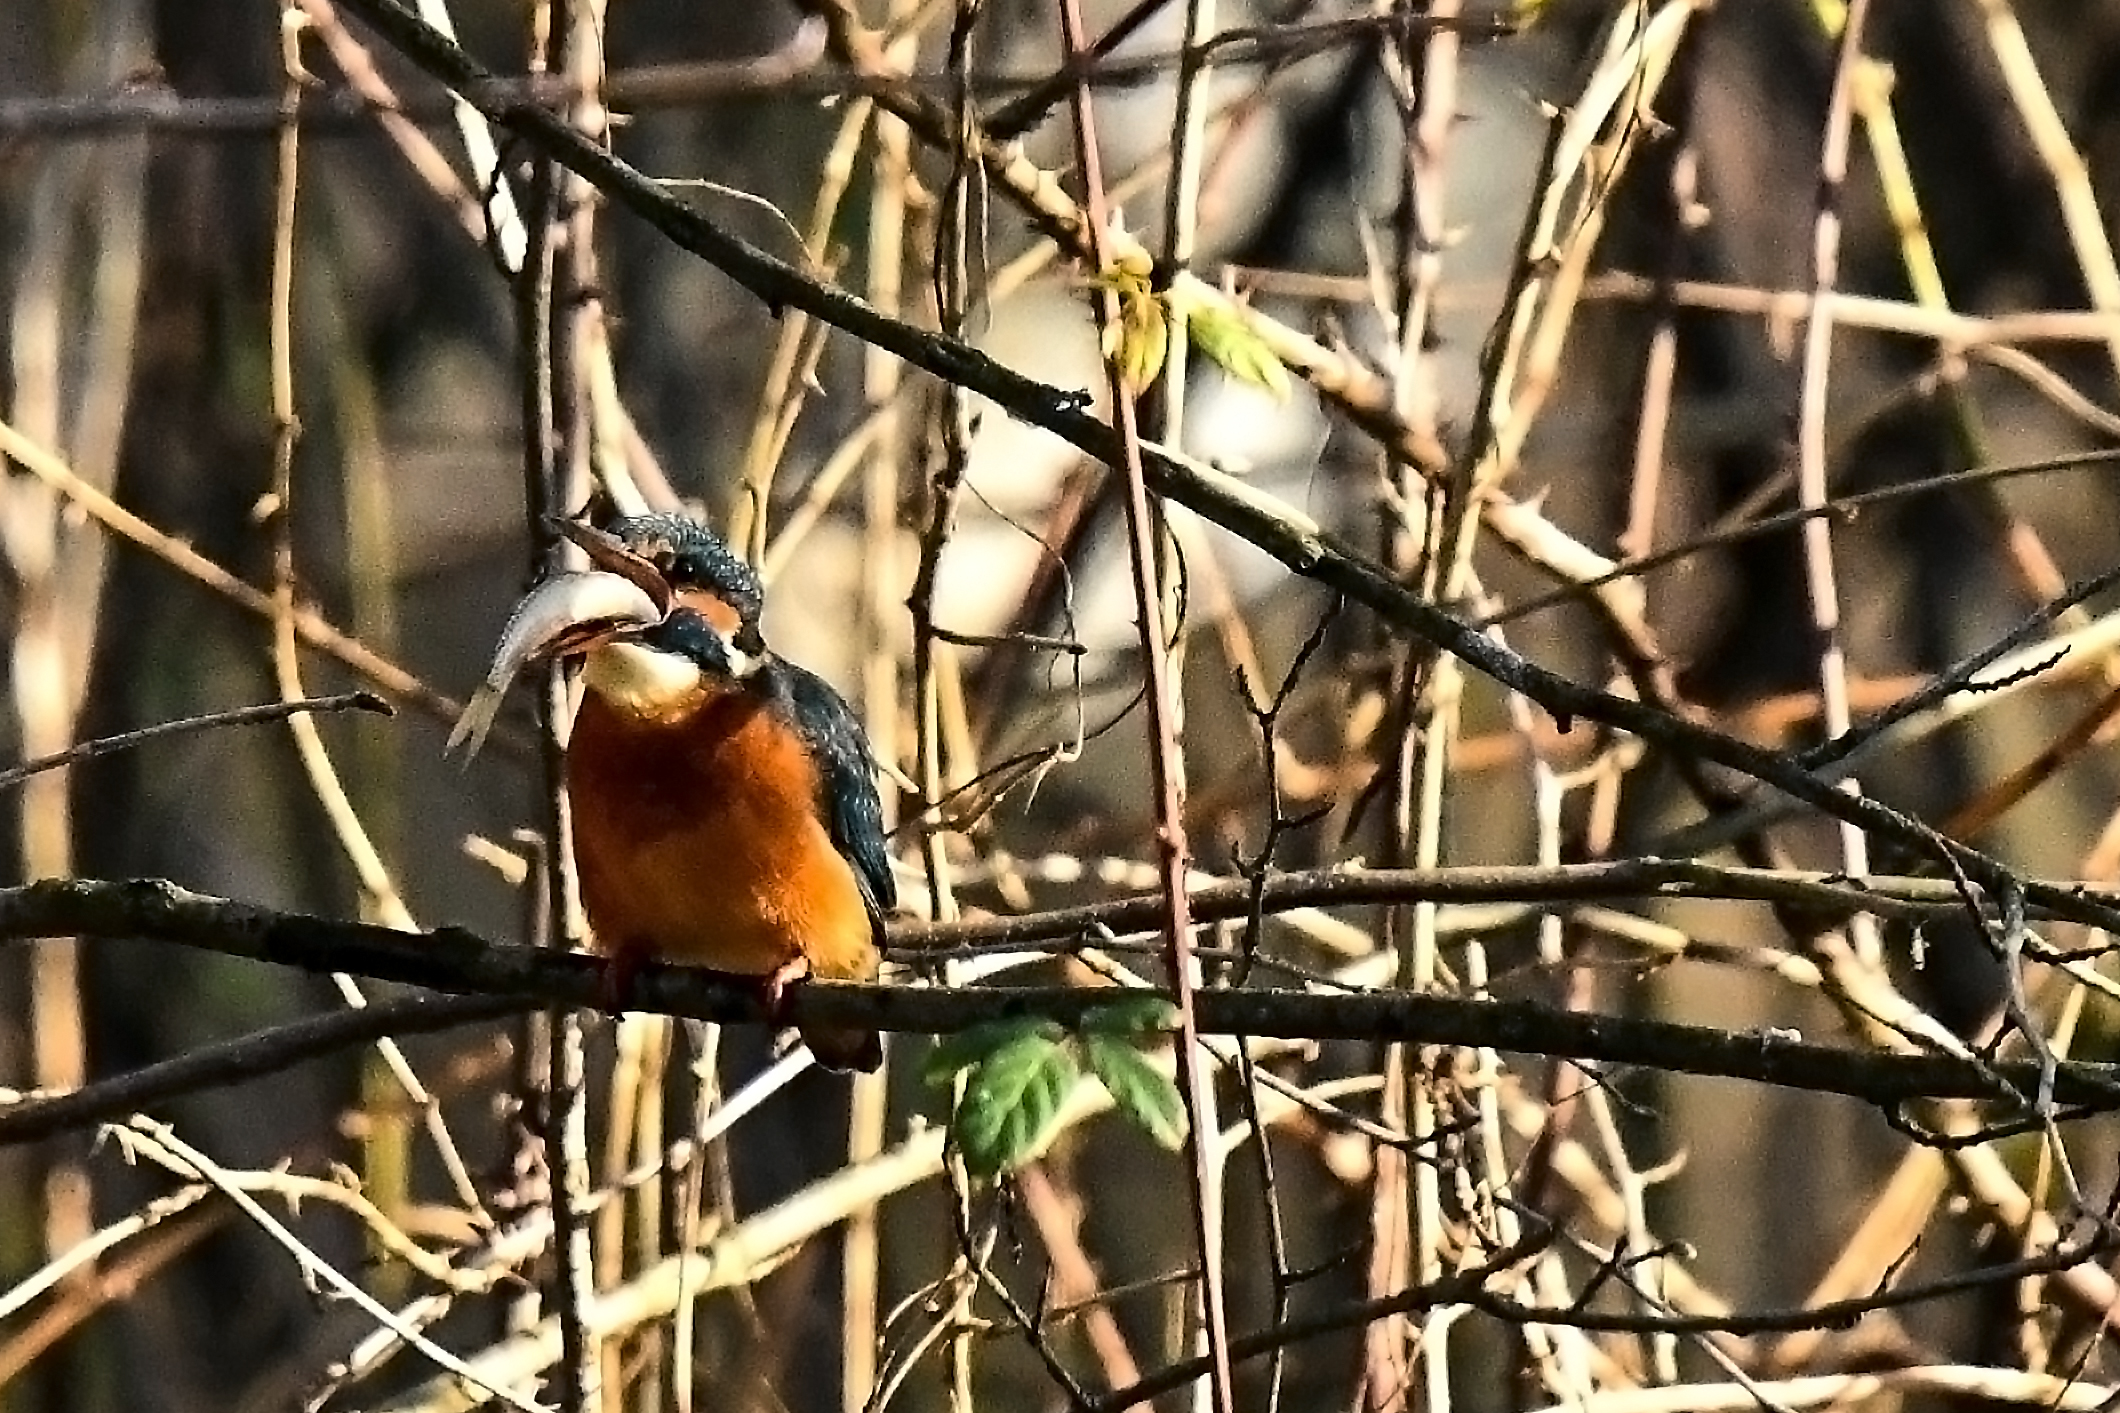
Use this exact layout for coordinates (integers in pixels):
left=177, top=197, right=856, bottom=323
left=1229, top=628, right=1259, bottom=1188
left=582, top=641, right=711, bottom=720
left=715, top=632, right=761, bottom=682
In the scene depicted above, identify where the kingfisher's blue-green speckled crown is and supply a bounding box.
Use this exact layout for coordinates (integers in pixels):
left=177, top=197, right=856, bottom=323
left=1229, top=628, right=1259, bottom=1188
left=605, top=514, right=764, bottom=629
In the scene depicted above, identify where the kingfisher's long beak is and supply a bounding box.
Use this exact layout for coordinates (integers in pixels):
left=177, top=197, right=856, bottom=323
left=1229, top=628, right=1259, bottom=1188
left=551, top=519, right=675, bottom=614
left=446, top=569, right=666, bottom=762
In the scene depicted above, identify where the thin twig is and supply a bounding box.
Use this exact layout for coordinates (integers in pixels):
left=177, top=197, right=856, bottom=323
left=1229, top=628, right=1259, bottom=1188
left=114, top=1141, right=501, bottom=1294
left=837, top=6, right=920, bottom=1409
left=1218, top=255, right=2120, bottom=345
left=1146, top=0, right=1233, bottom=1401
left=0, top=1191, right=223, bottom=1386
left=1795, top=0, right=1881, bottom=967
left=1970, top=0, right=2120, bottom=378
left=1052, top=3, right=1234, bottom=1409
left=0, top=692, right=390, bottom=792
left=1486, top=446, right=2120, bottom=629
left=299, top=0, right=486, bottom=240
left=114, top=1120, right=548, bottom=1413
left=270, top=12, right=493, bottom=1233
left=0, top=1180, right=217, bottom=1330
left=1016, top=1165, right=1144, bottom=1390
left=21, top=857, right=2120, bottom=959
left=0, top=17, right=1520, bottom=140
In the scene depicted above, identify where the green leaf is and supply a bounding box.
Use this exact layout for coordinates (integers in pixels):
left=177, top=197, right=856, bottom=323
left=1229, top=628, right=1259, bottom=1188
left=1187, top=301, right=1293, bottom=401
left=1082, top=1033, right=1188, bottom=1151
left=953, top=1031, right=1080, bottom=1178
left=923, top=1017, right=1064, bottom=1088
left=1078, top=995, right=1179, bottom=1038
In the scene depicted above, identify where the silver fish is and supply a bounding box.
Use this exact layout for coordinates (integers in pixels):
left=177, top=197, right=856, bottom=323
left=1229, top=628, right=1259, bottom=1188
left=446, top=569, right=665, bottom=762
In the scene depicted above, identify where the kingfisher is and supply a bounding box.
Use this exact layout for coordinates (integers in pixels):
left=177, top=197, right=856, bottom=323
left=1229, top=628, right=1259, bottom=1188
left=449, top=513, right=895, bottom=1071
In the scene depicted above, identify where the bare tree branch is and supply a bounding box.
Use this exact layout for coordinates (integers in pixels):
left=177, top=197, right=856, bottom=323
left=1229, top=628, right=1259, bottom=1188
left=2, top=878, right=2117, bottom=1112
left=0, top=993, right=527, bottom=1146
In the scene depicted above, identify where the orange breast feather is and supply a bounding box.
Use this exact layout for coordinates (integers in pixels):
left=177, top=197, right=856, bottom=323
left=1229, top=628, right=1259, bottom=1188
left=567, top=687, right=879, bottom=983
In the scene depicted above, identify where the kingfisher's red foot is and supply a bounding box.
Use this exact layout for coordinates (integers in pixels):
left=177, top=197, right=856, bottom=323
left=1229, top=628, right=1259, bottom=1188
left=763, top=955, right=882, bottom=1072
left=759, top=954, right=814, bottom=1019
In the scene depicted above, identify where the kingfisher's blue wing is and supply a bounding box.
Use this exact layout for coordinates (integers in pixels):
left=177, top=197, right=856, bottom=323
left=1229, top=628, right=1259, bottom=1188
left=770, top=661, right=897, bottom=925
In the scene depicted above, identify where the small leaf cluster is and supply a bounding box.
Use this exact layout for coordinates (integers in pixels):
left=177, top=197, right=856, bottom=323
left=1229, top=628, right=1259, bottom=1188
left=1091, top=255, right=1292, bottom=400
left=925, top=995, right=1187, bottom=1178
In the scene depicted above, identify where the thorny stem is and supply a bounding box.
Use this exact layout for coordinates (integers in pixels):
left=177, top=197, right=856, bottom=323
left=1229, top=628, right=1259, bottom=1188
left=1148, top=0, right=1232, bottom=1404
left=1389, top=4, right=1466, bottom=1412
left=936, top=17, right=987, bottom=1413
left=1052, top=2, right=1236, bottom=1411
left=1797, top=0, right=1879, bottom=962
left=841, top=9, right=914, bottom=1408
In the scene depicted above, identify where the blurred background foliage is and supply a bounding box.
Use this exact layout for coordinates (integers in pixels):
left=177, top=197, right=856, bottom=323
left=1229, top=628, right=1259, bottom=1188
left=6, top=0, right=2120, bottom=1410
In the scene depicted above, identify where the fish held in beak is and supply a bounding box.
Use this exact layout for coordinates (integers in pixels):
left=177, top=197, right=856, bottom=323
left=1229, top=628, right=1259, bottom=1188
left=446, top=570, right=666, bottom=762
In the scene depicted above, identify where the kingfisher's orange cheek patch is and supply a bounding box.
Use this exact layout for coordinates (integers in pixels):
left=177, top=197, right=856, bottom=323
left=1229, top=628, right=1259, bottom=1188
left=678, top=588, right=746, bottom=639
